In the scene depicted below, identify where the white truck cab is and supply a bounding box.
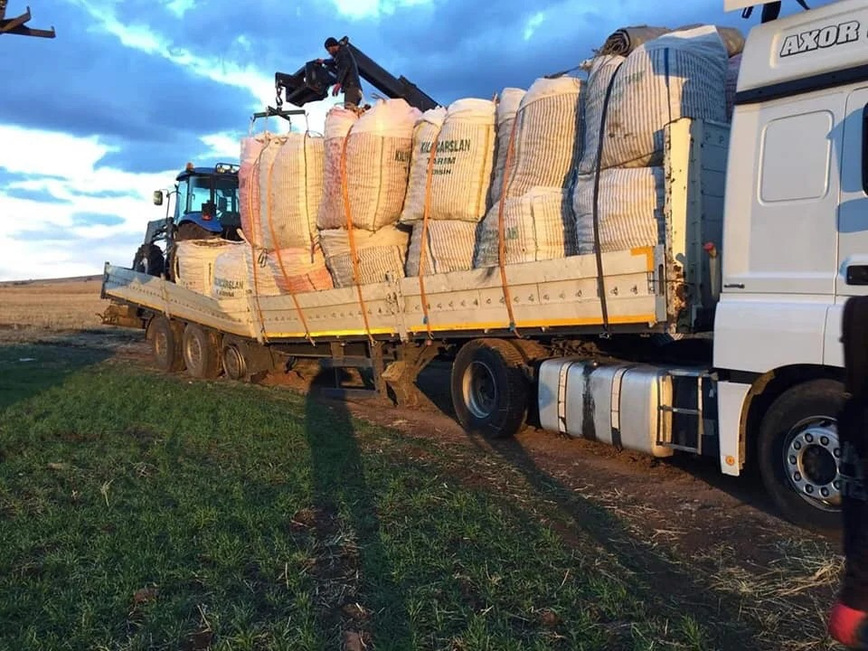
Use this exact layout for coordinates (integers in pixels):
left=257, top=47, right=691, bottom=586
left=716, top=0, right=866, bottom=527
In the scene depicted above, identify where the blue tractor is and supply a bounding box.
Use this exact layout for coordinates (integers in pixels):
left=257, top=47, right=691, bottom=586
left=132, top=162, right=242, bottom=279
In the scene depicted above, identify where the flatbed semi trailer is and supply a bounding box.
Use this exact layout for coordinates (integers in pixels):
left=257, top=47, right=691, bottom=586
left=103, top=1, right=868, bottom=531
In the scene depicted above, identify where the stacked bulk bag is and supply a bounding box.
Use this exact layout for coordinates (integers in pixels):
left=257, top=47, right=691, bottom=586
left=400, top=107, right=447, bottom=228
left=507, top=77, right=582, bottom=196
left=489, top=88, right=526, bottom=207
left=259, top=132, right=325, bottom=251
left=574, top=26, right=729, bottom=255
left=400, top=98, right=496, bottom=223
left=400, top=98, right=496, bottom=276
left=268, top=247, right=334, bottom=294
left=317, top=100, right=419, bottom=287
left=406, top=220, right=480, bottom=277
left=239, top=133, right=268, bottom=243
left=174, top=239, right=234, bottom=295
left=474, top=77, right=582, bottom=268
left=320, top=225, right=410, bottom=288
left=254, top=134, right=287, bottom=245
left=573, top=168, right=665, bottom=255
left=579, top=25, right=728, bottom=174
left=317, top=100, right=419, bottom=231
left=475, top=188, right=576, bottom=267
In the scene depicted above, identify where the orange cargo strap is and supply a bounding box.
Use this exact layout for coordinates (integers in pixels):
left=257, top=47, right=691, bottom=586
left=248, top=143, right=269, bottom=342
left=340, top=128, right=375, bottom=343
left=265, top=134, right=315, bottom=343
left=496, top=109, right=522, bottom=337
left=417, top=129, right=440, bottom=339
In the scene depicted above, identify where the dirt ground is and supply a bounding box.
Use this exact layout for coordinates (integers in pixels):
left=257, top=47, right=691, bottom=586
left=0, top=276, right=847, bottom=649
left=0, top=275, right=109, bottom=330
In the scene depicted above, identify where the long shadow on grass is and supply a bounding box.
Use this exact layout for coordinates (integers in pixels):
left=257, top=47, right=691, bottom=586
left=478, top=435, right=765, bottom=650
left=304, top=371, right=411, bottom=649
left=0, top=343, right=110, bottom=413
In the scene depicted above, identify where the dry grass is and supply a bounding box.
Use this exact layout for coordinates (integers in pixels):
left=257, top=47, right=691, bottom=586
left=0, top=275, right=108, bottom=330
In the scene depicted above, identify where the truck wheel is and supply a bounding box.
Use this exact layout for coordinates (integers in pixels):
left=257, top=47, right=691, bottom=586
left=222, top=342, right=248, bottom=381
left=451, top=339, right=529, bottom=439
left=182, top=324, right=220, bottom=379
left=132, top=243, right=164, bottom=277
left=758, top=379, right=845, bottom=531
left=148, top=316, right=184, bottom=372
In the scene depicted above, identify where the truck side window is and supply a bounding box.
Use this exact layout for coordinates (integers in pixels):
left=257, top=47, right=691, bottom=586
left=760, top=111, right=832, bottom=203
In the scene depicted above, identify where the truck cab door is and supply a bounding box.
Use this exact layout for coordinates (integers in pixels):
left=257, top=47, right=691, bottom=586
left=836, top=87, right=868, bottom=299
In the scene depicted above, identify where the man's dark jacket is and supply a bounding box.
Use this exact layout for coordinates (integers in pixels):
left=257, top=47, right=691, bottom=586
left=325, top=45, right=360, bottom=91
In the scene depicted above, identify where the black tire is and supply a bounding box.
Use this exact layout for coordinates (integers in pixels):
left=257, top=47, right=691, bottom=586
left=222, top=342, right=248, bottom=381
left=148, top=316, right=184, bottom=372
left=132, top=243, right=165, bottom=277
left=182, top=324, right=221, bottom=379
left=451, top=339, right=530, bottom=439
left=758, top=379, right=845, bottom=531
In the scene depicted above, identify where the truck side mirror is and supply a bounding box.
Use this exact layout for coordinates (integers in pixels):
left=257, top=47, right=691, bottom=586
left=153, top=190, right=164, bottom=206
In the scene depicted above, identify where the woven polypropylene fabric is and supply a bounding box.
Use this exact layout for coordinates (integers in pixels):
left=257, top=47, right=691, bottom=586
left=400, top=107, right=447, bottom=225
left=174, top=239, right=235, bottom=295
left=474, top=187, right=576, bottom=268
left=580, top=26, right=727, bottom=173
left=317, top=100, right=418, bottom=232
left=506, top=77, right=582, bottom=199
left=573, top=167, right=665, bottom=254
left=240, top=134, right=268, bottom=244
left=405, top=220, right=479, bottom=276
left=319, top=225, right=410, bottom=287
left=489, top=88, right=526, bottom=208
left=256, top=133, right=324, bottom=251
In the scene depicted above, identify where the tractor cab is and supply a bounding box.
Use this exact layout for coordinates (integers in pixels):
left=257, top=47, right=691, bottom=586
left=132, top=162, right=241, bottom=278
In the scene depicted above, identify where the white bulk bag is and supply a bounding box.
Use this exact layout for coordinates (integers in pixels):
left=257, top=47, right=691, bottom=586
left=406, top=220, right=479, bottom=277
left=577, top=55, right=625, bottom=174
left=240, top=133, right=268, bottom=243
left=254, top=132, right=325, bottom=251
left=316, top=108, right=359, bottom=232
left=474, top=187, right=576, bottom=268
left=268, top=245, right=333, bottom=295
left=489, top=87, right=526, bottom=207
left=174, top=239, right=233, bottom=295
left=401, top=98, right=495, bottom=224
left=318, top=100, right=420, bottom=232
left=319, top=225, right=410, bottom=288
left=211, top=241, right=282, bottom=300
left=255, top=134, right=287, bottom=247
left=573, top=167, right=665, bottom=254
left=580, top=26, right=728, bottom=173
left=400, top=107, right=447, bottom=225
left=505, top=77, right=582, bottom=198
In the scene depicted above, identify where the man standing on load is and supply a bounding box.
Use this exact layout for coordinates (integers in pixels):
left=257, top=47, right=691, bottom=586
left=317, top=37, right=362, bottom=110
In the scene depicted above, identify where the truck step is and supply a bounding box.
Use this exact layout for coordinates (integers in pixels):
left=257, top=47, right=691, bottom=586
left=320, top=356, right=374, bottom=370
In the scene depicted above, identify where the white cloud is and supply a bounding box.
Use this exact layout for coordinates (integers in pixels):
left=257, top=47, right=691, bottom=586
left=523, top=12, right=545, bottom=41
left=329, top=0, right=432, bottom=20
left=163, top=0, right=198, bottom=19
left=0, top=124, right=177, bottom=280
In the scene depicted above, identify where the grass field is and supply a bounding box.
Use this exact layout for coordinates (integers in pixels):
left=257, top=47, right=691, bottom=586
left=0, top=340, right=842, bottom=650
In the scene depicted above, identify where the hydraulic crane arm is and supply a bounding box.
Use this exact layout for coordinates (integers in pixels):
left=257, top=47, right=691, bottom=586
left=0, top=1, right=55, bottom=38
left=273, top=36, right=438, bottom=113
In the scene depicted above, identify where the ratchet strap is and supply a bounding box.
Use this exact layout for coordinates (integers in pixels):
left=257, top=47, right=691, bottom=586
left=339, top=127, right=375, bottom=343
left=496, top=108, right=522, bottom=337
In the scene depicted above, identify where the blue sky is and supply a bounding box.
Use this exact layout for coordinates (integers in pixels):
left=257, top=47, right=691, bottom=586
left=0, top=0, right=828, bottom=280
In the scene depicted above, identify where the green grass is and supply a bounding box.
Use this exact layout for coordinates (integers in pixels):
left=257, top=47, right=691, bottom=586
left=0, top=343, right=755, bottom=650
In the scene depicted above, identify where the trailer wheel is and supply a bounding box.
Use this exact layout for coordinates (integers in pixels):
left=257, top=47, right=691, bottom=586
left=222, top=342, right=248, bottom=381
left=182, top=324, right=220, bottom=379
left=451, top=339, right=529, bottom=439
left=148, top=316, right=183, bottom=372
left=758, top=379, right=845, bottom=531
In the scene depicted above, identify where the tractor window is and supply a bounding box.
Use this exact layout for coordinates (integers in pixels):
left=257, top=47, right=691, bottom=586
left=187, top=176, right=212, bottom=213
left=214, top=178, right=239, bottom=215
